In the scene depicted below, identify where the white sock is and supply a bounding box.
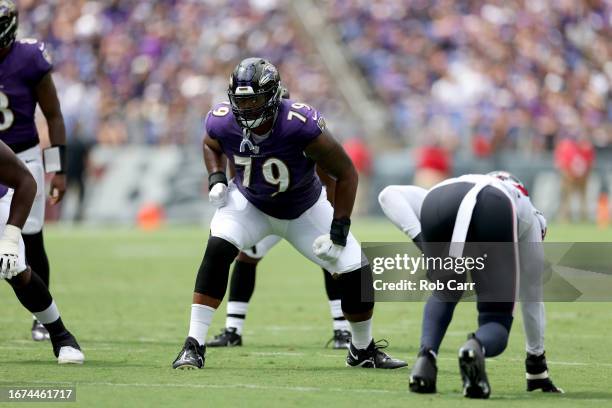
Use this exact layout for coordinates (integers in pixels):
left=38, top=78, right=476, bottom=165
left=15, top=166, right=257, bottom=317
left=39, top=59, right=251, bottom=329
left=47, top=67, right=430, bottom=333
left=329, top=300, right=350, bottom=332
left=34, top=301, right=60, bottom=324
left=188, top=304, right=216, bottom=346
left=521, top=301, right=545, bottom=356
left=226, top=301, right=248, bottom=335
left=349, top=318, right=373, bottom=349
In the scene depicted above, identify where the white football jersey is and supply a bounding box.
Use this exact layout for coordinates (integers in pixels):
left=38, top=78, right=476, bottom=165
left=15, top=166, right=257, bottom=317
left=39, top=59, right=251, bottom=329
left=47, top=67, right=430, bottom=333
left=431, top=174, right=544, bottom=241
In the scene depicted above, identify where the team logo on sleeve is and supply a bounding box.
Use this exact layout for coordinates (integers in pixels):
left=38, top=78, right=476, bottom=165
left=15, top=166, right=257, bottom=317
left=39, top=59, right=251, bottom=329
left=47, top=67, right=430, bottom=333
left=316, top=116, right=326, bottom=132
left=41, top=46, right=52, bottom=64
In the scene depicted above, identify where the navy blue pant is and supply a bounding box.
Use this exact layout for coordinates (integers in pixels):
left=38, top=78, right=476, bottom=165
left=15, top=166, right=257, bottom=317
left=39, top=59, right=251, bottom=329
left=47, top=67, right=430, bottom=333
left=419, top=182, right=516, bottom=357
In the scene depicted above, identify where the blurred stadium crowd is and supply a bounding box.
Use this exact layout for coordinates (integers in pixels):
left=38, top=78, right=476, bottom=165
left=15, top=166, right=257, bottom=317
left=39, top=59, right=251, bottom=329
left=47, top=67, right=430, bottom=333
left=20, top=0, right=345, bottom=146
left=20, top=0, right=611, bottom=155
left=327, top=0, right=611, bottom=154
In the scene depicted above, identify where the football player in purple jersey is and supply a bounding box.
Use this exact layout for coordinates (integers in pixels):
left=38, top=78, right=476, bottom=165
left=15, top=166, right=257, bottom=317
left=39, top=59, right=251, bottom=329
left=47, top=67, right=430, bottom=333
left=0, top=0, right=68, bottom=341
left=172, top=58, right=406, bottom=369
left=0, top=139, right=83, bottom=364
left=207, top=88, right=351, bottom=350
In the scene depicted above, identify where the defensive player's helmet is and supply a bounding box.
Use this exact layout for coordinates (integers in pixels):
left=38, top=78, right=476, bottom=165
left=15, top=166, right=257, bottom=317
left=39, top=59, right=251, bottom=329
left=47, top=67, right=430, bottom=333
left=228, top=58, right=282, bottom=130
left=488, top=170, right=528, bottom=195
left=0, top=0, right=17, bottom=49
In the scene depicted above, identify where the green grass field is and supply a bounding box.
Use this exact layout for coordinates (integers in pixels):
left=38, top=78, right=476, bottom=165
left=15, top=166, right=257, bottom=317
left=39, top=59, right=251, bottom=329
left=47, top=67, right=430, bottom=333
left=1, top=219, right=611, bottom=407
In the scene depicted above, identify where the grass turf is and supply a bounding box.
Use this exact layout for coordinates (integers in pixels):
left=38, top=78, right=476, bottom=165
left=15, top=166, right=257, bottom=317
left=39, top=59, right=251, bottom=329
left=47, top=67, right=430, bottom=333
left=0, top=219, right=611, bottom=407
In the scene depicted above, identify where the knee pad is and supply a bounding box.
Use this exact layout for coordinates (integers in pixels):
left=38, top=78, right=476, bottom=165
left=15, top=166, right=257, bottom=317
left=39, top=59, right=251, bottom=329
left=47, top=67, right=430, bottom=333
left=22, top=231, right=50, bottom=285
left=478, top=312, right=514, bottom=332
left=6, top=267, right=31, bottom=289
left=228, top=260, right=257, bottom=302
left=194, top=236, right=239, bottom=299
left=323, top=269, right=342, bottom=301
left=340, top=265, right=374, bottom=315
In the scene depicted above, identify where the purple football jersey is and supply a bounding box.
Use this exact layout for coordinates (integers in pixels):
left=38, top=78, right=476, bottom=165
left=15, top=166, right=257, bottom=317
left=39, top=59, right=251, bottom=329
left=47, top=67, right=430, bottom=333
left=205, top=99, right=324, bottom=219
left=0, top=184, right=7, bottom=199
left=0, top=39, right=53, bottom=147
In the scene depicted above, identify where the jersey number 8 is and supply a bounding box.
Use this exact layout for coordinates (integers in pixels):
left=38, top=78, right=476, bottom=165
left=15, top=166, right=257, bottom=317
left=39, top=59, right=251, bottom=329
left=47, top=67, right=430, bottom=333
left=234, top=155, right=289, bottom=197
left=0, top=91, right=15, bottom=131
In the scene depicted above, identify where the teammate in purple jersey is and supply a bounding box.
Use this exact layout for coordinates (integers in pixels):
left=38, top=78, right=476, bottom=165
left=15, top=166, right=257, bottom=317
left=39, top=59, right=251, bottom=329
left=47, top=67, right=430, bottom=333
left=0, top=0, right=68, bottom=341
left=0, top=139, right=83, bottom=364
left=172, top=58, right=406, bottom=370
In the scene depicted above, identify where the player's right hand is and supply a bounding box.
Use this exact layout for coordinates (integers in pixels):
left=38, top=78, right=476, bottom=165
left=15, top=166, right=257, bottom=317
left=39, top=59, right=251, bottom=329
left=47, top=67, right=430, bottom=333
left=209, top=183, right=228, bottom=208
left=0, top=225, right=21, bottom=280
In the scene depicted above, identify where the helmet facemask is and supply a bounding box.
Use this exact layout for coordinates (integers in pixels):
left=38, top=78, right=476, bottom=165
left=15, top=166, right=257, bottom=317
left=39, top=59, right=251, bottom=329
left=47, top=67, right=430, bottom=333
left=0, top=0, right=17, bottom=49
left=228, top=58, right=282, bottom=131
left=229, top=86, right=282, bottom=130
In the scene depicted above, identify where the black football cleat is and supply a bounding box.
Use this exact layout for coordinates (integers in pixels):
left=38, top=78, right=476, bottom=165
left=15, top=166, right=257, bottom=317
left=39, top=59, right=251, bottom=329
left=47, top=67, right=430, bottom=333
left=346, top=339, right=407, bottom=369
left=32, top=319, right=50, bottom=341
left=526, top=352, right=564, bottom=393
left=409, top=348, right=438, bottom=393
left=458, top=334, right=490, bottom=399
left=51, top=331, right=81, bottom=357
left=172, top=337, right=205, bottom=369
left=326, top=329, right=351, bottom=349
left=207, top=327, right=242, bottom=347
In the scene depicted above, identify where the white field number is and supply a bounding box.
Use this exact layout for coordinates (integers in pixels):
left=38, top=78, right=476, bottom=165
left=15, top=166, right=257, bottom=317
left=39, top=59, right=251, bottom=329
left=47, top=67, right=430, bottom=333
left=234, top=155, right=290, bottom=196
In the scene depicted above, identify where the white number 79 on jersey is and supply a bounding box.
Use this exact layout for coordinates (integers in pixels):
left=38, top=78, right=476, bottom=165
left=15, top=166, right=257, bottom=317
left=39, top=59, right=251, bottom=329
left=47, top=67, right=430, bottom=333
left=234, top=156, right=290, bottom=197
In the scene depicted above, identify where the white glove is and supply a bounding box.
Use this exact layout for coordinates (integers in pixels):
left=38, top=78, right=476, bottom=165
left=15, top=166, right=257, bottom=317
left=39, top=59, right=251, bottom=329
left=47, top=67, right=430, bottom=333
left=209, top=183, right=228, bottom=208
left=313, top=234, right=344, bottom=263
left=0, top=224, right=22, bottom=280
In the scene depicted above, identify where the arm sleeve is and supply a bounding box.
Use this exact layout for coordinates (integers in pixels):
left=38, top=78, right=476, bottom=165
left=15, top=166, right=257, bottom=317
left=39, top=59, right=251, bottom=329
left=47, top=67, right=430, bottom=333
left=204, top=111, right=217, bottom=140
left=378, top=185, right=427, bottom=239
left=297, top=107, right=324, bottom=147
left=28, top=41, right=53, bottom=84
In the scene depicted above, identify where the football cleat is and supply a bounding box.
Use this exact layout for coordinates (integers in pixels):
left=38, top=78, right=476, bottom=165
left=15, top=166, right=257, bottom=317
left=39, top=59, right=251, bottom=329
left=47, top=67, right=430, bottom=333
left=50, top=331, right=83, bottom=364
left=346, top=339, right=407, bottom=369
left=58, top=346, right=85, bottom=365
left=326, top=329, right=351, bottom=349
left=207, top=327, right=242, bottom=347
left=458, top=334, right=490, bottom=399
left=31, top=319, right=50, bottom=341
left=526, top=352, right=564, bottom=393
left=409, top=347, right=438, bottom=393
left=172, top=337, right=205, bottom=369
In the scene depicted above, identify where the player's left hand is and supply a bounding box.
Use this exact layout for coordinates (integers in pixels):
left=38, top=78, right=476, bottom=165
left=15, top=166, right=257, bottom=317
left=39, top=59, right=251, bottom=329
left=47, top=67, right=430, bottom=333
left=49, top=173, right=66, bottom=205
left=313, top=234, right=344, bottom=263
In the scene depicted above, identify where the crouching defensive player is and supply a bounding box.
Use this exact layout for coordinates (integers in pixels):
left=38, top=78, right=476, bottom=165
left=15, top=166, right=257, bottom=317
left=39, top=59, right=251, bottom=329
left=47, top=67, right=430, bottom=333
left=380, top=172, right=562, bottom=398
left=172, top=58, right=405, bottom=369
left=378, top=173, right=563, bottom=396
left=0, top=139, right=83, bottom=364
